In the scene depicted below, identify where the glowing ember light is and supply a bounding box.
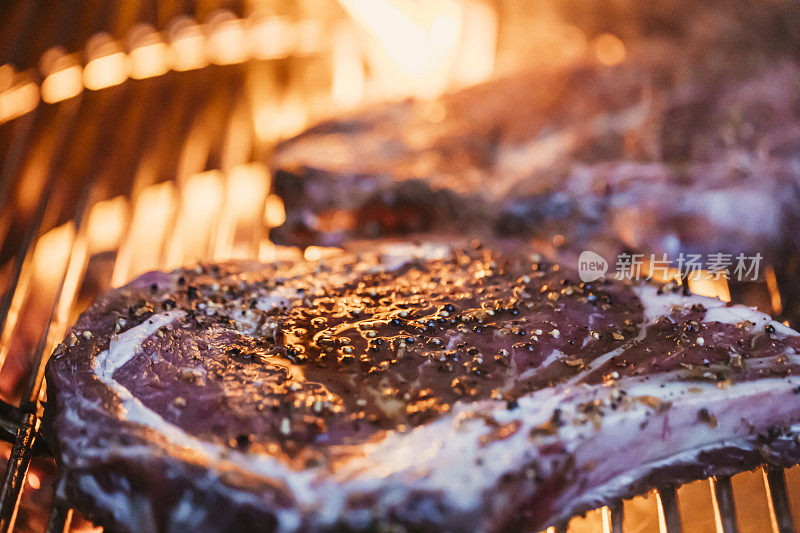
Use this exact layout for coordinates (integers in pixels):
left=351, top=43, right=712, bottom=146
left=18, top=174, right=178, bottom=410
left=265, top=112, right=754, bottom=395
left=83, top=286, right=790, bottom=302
left=338, top=0, right=478, bottom=99
left=623, top=491, right=663, bottom=532
left=32, top=223, right=75, bottom=288
left=130, top=42, right=171, bottom=79
left=449, top=0, right=496, bottom=87
left=546, top=24, right=588, bottom=67
left=764, top=266, right=782, bottom=314
left=0, top=81, right=39, bottom=122
left=295, top=19, right=327, bottom=56
left=47, top=230, right=89, bottom=358
left=263, top=195, right=286, bottom=228
left=165, top=171, right=224, bottom=267
left=254, top=96, right=309, bottom=143
left=41, top=65, right=83, bottom=103
left=0, top=65, right=39, bottom=122
left=0, top=64, right=13, bottom=90
left=183, top=171, right=223, bottom=219
left=83, top=51, right=130, bottom=91
left=259, top=241, right=302, bottom=263
left=169, top=18, right=208, bottom=72
left=688, top=277, right=731, bottom=302
left=252, top=102, right=277, bottom=144
left=259, top=240, right=277, bottom=262
left=564, top=506, right=606, bottom=532
left=112, top=182, right=175, bottom=285
left=215, top=164, right=269, bottom=260
left=87, top=196, right=128, bottom=253
left=27, top=471, right=40, bottom=490
left=206, top=14, right=249, bottom=66
left=248, top=14, right=295, bottom=60
left=226, top=164, right=268, bottom=219
left=303, top=246, right=341, bottom=261
left=591, top=33, right=626, bottom=66
left=332, top=24, right=365, bottom=108
left=127, top=25, right=172, bottom=79
left=304, top=247, right=322, bottom=261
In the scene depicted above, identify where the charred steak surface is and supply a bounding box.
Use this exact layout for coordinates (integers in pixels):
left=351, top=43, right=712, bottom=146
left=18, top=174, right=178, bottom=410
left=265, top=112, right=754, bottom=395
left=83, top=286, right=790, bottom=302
left=47, top=242, right=800, bottom=532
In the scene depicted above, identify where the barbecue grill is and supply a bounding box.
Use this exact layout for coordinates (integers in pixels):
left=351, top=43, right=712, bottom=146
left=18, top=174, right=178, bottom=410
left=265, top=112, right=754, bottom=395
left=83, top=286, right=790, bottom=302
left=0, top=1, right=799, bottom=532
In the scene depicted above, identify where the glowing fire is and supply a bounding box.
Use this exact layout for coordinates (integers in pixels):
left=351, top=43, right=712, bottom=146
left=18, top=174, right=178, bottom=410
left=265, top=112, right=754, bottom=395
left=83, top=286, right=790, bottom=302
left=263, top=195, right=287, bottom=228
left=0, top=65, right=38, bottom=123
left=2, top=0, right=503, bottom=127
left=688, top=277, right=731, bottom=302
left=206, top=13, right=249, bottom=66
left=112, top=182, right=175, bottom=285
left=338, top=0, right=496, bottom=100
left=640, top=260, right=731, bottom=302
left=31, top=224, right=75, bottom=288
left=214, top=163, right=269, bottom=260
left=248, top=13, right=296, bottom=60
left=591, top=33, right=626, bottom=67
left=83, top=35, right=130, bottom=92
left=164, top=170, right=224, bottom=268
left=129, top=26, right=172, bottom=81
left=39, top=47, right=82, bottom=105
left=169, top=18, right=209, bottom=72
left=87, top=196, right=128, bottom=253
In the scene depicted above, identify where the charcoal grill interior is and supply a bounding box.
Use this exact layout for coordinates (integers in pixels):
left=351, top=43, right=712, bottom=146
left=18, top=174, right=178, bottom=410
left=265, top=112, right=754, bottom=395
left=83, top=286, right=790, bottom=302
left=1, top=1, right=800, bottom=532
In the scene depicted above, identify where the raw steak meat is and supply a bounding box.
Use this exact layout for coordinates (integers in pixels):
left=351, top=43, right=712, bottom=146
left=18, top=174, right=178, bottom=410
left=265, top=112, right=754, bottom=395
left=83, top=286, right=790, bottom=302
left=46, top=240, right=800, bottom=532
left=269, top=49, right=800, bottom=266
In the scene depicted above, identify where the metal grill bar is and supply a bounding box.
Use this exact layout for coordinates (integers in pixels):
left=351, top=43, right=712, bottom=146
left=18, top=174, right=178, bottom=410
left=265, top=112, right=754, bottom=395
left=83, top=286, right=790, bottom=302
left=609, top=502, right=624, bottom=533
left=766, top=469, right=795, bottom=533
left=658, top=487, right=681, bottom=533
left=0, top=414, right=40, bottom=531
left=45, top=477, right=71, bottom=533
left=44, top=503, right=70, bottom=533
left=20, top=85, right=131, bottom=416
left=713, top=476, right=739, bottom=533
left=0, top=110, right=39, bottom=251
left=0, top=101, right=78, bottom=349
left=0, top=94, right=86, bottom=532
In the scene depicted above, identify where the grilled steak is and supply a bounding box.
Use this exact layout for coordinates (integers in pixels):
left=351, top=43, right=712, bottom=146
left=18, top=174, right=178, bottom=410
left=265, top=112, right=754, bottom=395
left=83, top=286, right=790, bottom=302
left=46, top=240, right=800, bottom=532
left=269, top=46, right=800, bottom=266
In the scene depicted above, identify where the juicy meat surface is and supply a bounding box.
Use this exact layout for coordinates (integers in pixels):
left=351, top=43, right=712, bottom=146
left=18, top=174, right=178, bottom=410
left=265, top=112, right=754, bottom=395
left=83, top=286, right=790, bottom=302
left=46, top=241, right=800, bottom=532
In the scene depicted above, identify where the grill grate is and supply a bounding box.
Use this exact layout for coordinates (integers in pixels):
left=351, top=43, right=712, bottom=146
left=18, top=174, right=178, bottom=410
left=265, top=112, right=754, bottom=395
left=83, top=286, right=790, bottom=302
left=0, top=2, right=799, bottom=533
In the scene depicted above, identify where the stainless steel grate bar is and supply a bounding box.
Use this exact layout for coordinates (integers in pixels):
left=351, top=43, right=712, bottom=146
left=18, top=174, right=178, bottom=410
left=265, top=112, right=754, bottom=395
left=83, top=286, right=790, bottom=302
left=18, top=85, right=131, bottom=416
left=0, top=93, right=85, bottom=532
left=713, top=476, right=739, bottom=533
left=44, top=477, right=71, bottom=533
left=658, top=487, right=682, bottom=533
left=609, top=501, right=624, bottom=533
left=766, top=468, right=796, bottom=533
left=0, top=414, right=40, bottom=532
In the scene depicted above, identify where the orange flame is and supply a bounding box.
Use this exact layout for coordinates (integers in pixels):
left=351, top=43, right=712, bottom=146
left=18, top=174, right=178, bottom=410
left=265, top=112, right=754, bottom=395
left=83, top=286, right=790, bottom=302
left=591, top=33, right=626, bottom=66
left=87, top=196, right=128, bottom=253
left=338, top=0, right=495, bottom=100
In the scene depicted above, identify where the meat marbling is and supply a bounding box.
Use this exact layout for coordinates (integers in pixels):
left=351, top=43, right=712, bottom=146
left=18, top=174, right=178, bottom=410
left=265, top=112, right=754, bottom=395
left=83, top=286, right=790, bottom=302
left=46, top=241, right=800, bottom=532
